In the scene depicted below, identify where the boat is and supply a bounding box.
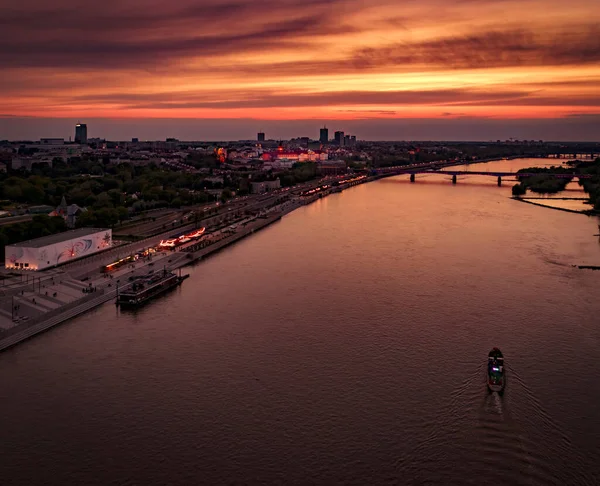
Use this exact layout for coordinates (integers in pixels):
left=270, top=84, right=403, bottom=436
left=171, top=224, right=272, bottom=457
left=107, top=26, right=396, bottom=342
left=487, top=348, right=505, bottom=393
left=116, top=270, right=188, bottom=306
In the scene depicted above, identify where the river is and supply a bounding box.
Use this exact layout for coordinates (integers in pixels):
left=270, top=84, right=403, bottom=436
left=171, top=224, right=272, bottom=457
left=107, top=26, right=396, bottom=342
left=1, top=159, right=599, bottom=485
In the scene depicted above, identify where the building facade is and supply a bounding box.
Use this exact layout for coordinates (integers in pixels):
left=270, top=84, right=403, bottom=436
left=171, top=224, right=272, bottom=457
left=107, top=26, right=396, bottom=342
left=334, top=131, right=345, bottom=146
left=261, top=149, right=328, bottom=163
left=48, top=196, right=85, bottom=228
left=317, top=160, right=347, bottom=175
left=5, top=228, right=112, bottom=271
left=320, top=127, right=329, bottom=144
left=75, top=124, right=88, bottom=144
left=251, top=179, right=281, bottom=194
left=257, top=132, right=265, bottom=142
left=10, top=157, right=53, bottom=171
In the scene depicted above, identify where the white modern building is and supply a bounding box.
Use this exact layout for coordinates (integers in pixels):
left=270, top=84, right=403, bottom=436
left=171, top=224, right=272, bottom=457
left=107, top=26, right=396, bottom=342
left=5, top=228, right=112, bottom=271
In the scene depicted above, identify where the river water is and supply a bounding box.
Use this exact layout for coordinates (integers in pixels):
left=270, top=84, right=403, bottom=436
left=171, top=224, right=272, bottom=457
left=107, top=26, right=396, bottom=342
left=1, top=159, right=599, bottom=485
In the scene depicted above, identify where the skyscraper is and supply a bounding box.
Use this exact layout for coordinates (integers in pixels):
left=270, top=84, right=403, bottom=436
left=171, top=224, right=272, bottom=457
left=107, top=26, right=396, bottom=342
left=75, top=123, right=87, bottom=144
left=334, top=131, right=344, bottom=146
left=320, top=127, right=329, bottom=144
left=257, top=132, right=265, bottom=142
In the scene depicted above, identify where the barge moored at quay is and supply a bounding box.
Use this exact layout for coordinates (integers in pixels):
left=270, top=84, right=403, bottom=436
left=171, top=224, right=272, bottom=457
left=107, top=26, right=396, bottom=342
left=117, top=270, right=188, bottom=306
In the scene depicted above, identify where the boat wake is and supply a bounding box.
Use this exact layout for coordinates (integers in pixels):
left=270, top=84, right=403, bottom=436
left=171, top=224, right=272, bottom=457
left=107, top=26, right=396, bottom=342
left=407, top=362, right=594, bottom=485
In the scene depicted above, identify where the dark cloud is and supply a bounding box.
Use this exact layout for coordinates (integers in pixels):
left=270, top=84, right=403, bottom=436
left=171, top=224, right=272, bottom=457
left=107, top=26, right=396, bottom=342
left=352, top=27, right=600, bottom=69
left=565, top=113, right=600, bottom=118
left=0, top=0, right=340, bottom=31
left=1, top=0, right=598, bottom=130
left=66, top=88, right=600, bottom=110
left=67, top=88, right=532, bottom=110
left=524, top=79, right=600, bottom=89
left=338, top=110, right=398, bottom=115
left=16, top=85, right=600, bottom=111
left=0, top=15, right=331, bottom=68
left=0, top=0, right=349, bottom=68
left=1, top=1, right=597, bottom=74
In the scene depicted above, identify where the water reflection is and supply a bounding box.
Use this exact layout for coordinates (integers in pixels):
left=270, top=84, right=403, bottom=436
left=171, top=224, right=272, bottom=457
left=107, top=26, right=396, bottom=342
left=0, top=158, right=598, bottom=485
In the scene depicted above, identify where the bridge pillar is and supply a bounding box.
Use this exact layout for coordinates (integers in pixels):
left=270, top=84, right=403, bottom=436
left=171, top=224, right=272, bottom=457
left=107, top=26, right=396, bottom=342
left=452, top=175, right=457, bottom=185
left=410, top=173, right=415, bottom=183
left=497, top=176, right=502, bottom=187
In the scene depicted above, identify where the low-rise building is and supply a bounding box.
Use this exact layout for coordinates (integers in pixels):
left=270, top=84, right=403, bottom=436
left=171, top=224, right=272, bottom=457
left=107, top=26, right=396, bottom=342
left=10, top=157, right=53, bottom=171
left=251, top=179, right=281, bottom=194
left=28, top=205, right=55, bottom=214
left=40, top=138, right=65, bottom=145
left=261, top=148, right=328, bottom=163
left=48, top=196, right=85, bottom=227
left=317, top=160, right=347, bottom=175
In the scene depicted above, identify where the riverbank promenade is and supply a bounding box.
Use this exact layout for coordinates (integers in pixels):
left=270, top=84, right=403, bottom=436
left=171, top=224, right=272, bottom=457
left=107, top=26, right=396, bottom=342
left=0, top=176, right=358, bottom=352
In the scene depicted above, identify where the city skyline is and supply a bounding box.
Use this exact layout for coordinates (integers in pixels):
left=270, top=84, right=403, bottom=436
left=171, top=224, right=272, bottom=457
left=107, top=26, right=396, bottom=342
left=2, top=117, right=600, bottom=143
left=2, top=0, right=600, bottom=140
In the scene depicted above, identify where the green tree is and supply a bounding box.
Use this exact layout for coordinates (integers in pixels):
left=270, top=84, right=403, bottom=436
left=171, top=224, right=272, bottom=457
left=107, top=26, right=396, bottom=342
left=512, top=184, right=526, bottom=196
left=107, top=189, right=124, bottom=206
left=4, top=185, right=23, bottom=201
left=22, top=183, right=45, bottom=204
left=117, top=206, right=129, bottom=222
left=94, top=192, right=113, bottom=209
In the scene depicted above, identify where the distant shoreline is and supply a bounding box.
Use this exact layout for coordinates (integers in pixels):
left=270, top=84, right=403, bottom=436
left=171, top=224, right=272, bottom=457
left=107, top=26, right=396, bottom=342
left=511, top=197, right=595, bottom=215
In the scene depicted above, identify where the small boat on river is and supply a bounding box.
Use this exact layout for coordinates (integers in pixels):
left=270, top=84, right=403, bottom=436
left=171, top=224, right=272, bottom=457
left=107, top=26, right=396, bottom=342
left=487, top=348, right=505, bottom=393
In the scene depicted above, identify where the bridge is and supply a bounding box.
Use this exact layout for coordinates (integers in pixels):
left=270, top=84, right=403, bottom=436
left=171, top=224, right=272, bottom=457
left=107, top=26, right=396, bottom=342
left=371, top=161, right=593, bottom=186
left=408, top=170, right=593, bottom=186
left=372, top=160, right=472, bottom=175
left=424, top=170, right=593, bottom=179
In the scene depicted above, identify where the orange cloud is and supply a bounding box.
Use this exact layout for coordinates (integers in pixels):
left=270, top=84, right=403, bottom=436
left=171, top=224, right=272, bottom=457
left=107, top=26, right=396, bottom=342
left=1, top=0, right=599, bottom=125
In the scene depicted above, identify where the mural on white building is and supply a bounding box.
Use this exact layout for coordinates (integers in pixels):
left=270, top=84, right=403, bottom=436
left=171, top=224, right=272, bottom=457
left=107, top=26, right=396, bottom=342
left=5, top=230, right=112, bottom=271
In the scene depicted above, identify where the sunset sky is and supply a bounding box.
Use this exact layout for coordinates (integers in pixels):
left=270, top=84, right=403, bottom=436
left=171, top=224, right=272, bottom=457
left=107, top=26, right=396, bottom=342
left=2, top=0, right=600, bottom=140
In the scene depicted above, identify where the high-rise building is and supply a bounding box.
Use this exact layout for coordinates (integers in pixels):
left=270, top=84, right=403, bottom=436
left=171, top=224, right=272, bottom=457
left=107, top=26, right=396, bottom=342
left=350, top=135, right=356, bottom=146
left=334, top=131, right=344, bottom=146
left=75, top=123, right=87, bottom=144
left=320, top=127, right=329, bottom=144
left=344, top=135, right=351, bottom=147
left=258, top=132, right=265, bottom=142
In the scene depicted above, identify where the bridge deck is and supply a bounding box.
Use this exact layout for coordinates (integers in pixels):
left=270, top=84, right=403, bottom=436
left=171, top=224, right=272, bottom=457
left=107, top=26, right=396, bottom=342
left=372, top=161, right=594, bottom=179
left=420, top=170, right=593, bottom=178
